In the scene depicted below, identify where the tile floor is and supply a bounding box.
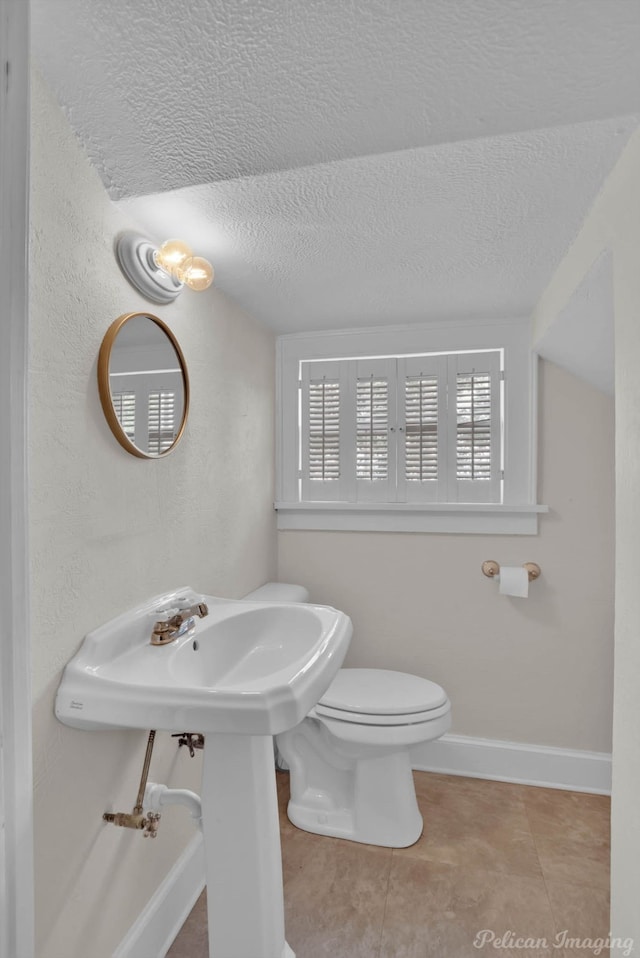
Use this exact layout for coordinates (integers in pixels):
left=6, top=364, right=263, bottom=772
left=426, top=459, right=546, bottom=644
left=167, top=771, right=611, bottom=958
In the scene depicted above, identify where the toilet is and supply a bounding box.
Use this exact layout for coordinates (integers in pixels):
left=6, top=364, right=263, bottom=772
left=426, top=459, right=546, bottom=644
left=244, top=582, right=452, bottom=848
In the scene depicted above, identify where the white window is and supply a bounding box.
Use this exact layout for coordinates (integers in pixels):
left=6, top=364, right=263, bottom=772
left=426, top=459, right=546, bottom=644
left=277, top=321, right=546, bottom=534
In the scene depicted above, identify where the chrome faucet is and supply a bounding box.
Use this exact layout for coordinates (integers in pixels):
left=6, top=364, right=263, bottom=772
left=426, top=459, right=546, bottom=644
left=150, top=601, right=209, bottom=646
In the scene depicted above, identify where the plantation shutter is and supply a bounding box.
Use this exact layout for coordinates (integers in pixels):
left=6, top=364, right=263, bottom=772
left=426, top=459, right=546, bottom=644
left=111, top=391, right=136, bottom=443
left=447, top=351, right=501, bottom=502
left=147, top=389, right=176, bottom=455
left=355, top=358, right=396, bottom=501
left=396, top=355, right=448, bottom=502
left=108, top=371, right=183, bottom=454
left=301, top=361, right=354, bottom=501
left=299, top=350, right=502, bottom=506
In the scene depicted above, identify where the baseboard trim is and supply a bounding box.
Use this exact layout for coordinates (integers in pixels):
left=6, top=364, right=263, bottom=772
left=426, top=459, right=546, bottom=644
left=113, top=832, right=205, bottom=958
left=411, top=733, right=611, bottom=794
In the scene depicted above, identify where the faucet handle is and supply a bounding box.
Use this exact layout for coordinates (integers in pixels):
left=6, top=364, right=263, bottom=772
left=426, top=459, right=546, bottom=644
left=187, top=601, right=208, bottom=618
left=153, top=605, right=181, bottom=619
left=156, top=599, right=208, bottom=618
left=172, top=601, right=208, bottom=621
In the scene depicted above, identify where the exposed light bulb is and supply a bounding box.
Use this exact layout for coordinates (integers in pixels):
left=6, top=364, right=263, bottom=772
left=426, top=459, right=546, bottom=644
left=182, top=256, right=214, bottom=291
left=154, top=239, right=193, bottom=279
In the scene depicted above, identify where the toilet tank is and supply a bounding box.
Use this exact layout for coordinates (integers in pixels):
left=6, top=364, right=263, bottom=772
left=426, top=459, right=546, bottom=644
left=243, top=582, right=310, bottom=603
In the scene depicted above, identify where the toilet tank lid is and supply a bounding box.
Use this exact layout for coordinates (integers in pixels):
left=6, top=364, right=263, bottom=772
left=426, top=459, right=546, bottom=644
left=319, top=668, right=448, bottom=715
left=243, top=582, right=310, bottom=603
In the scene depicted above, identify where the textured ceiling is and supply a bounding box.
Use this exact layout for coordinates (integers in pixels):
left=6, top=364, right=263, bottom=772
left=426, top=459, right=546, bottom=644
left=120, top=116, right=637, bottom=332
left=31, top=0, right=640, bottom=332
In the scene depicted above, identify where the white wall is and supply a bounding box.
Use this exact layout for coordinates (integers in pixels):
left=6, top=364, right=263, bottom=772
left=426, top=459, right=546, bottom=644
left=532, top=125, right=640, bottom=954
left=1, top=5, right=33, bottom=957
left=29, top=71, right=276, bottom=958
left=279, top=358, right=614, bottom=753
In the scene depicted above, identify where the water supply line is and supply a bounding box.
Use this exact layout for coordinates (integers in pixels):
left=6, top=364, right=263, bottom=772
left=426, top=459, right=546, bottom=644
left=103, top=730, right=162, bottom=838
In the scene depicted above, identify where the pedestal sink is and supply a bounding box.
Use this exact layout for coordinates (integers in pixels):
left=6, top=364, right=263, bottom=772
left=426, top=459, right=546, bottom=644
left=55, top=587, right=352, bottom=958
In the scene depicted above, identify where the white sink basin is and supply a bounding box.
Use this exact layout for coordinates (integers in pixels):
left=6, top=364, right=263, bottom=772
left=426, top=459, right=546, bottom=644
left=55, top=587, right=352, bottom=735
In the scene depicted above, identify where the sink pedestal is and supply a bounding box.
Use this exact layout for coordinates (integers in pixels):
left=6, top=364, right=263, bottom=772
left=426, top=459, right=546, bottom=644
left=201, top=734, right=294, bottom=958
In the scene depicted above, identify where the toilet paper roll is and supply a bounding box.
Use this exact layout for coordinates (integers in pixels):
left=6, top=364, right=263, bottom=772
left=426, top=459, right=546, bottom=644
left=498, top=566, right=529, bottom=598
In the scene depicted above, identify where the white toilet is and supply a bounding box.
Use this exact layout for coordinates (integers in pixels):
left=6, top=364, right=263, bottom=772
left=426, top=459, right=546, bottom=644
left=245, top=582, right=452, bottom=848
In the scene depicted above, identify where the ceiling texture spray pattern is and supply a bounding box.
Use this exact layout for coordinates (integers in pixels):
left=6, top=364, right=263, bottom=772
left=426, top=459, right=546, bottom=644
left=32, top=0, right=640, bottom=331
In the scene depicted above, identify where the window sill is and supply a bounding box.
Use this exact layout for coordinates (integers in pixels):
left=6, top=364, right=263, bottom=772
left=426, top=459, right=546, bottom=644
left=274, top=502, right=549, bottom=535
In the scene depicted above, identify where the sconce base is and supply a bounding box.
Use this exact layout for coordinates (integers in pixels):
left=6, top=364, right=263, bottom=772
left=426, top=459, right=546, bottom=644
left=115, top=231, right=183, bottom=304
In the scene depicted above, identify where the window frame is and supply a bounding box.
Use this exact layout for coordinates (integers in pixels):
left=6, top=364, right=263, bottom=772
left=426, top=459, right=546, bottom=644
left=276, top=319, right=547, bottom=535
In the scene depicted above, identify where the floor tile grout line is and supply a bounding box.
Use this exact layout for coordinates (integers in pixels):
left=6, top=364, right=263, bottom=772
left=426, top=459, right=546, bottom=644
left=376, top=847, right=395, bottom=958
left=518, top=787, right=598, bottom=944
left=520, top=787, right=612, bottom=894
left=520, top=786, right=564, bottom=931
left=401, top=773, right=554, bottom=885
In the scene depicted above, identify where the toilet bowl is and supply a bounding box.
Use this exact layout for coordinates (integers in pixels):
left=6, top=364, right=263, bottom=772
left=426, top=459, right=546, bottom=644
left=244, top=582, right=452, bottom=848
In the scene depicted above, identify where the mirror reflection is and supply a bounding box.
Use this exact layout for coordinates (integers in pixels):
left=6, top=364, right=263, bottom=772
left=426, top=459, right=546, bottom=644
left=98, top=313, right=189, bottom=458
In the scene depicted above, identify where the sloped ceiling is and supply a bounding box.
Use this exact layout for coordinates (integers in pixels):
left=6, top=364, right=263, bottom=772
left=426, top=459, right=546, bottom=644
left=535, top=251, right=614, bottom=395
left=31, top=0, right=640, bottom=333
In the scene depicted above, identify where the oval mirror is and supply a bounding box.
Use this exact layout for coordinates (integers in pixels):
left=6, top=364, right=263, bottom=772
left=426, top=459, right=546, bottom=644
left=97, top=312, right=190, bottom=458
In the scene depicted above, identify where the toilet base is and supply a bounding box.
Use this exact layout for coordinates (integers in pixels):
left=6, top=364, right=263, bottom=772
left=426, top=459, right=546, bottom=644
left=287, top=796, right=424, bottom=848
left=281, top=732, right=425, bottom=847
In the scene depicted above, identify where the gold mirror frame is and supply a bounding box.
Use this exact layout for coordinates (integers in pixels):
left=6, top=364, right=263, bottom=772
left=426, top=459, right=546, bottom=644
left=97, top=312, right=190, bottom=459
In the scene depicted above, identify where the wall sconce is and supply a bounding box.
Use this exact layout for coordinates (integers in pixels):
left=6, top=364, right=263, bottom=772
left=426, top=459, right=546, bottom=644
left=115, top=232, right=214, bottom=305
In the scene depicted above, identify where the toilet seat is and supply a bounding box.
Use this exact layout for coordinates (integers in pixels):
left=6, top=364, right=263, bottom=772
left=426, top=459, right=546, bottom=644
left=314, top=668, right=449, bottom=726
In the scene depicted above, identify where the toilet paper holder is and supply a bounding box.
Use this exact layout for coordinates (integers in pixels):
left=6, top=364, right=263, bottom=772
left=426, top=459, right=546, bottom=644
left=482, top=560, right=541, bottom=582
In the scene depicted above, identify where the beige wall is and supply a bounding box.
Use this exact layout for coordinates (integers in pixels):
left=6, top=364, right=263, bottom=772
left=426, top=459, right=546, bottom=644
left=279, top=358, right=614, bottom=753
left=29, top=71, right=276, bottom=958
left=532, top=126, right=640, bottom=954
